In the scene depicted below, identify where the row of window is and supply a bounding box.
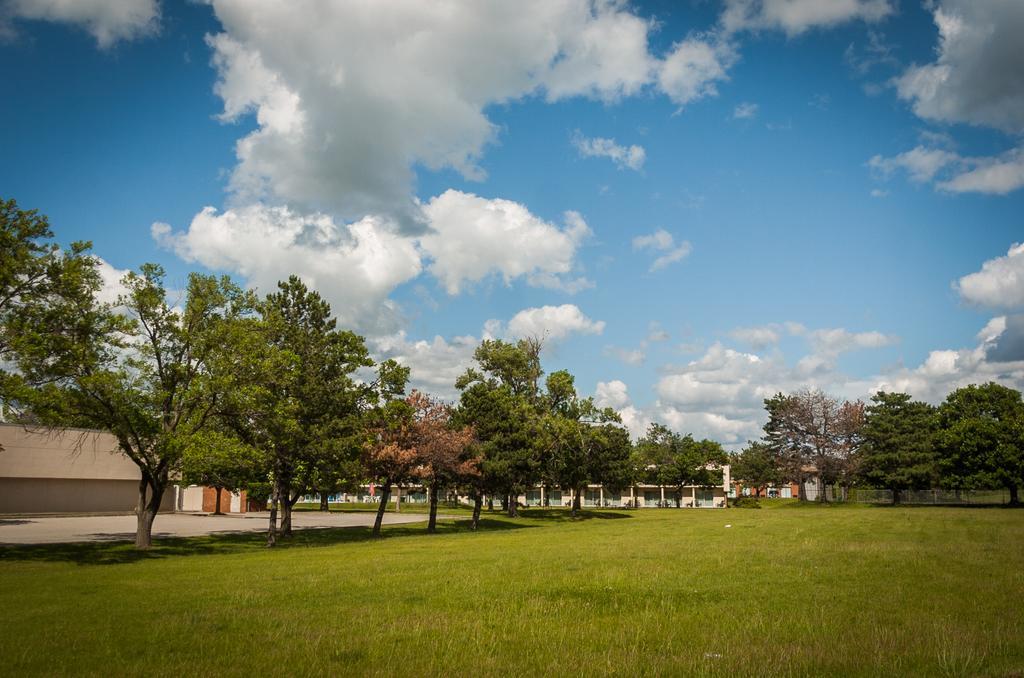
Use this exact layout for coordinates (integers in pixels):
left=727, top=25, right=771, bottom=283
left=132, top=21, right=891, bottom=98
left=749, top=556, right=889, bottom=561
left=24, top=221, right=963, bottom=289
left=522, top=489, right=717, bottom=508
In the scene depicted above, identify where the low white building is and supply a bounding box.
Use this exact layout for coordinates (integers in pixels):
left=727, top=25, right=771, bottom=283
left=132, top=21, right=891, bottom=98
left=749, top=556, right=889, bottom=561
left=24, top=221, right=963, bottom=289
left=0, top=424, right=178, bottom=514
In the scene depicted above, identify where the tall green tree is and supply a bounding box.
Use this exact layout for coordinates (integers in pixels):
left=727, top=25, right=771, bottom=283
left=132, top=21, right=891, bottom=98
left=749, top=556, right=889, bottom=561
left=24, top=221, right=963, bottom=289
left=0, top=198, right=95, bottom=423
left=12, top=261, right=253, bottom=548
left=730, top=441, right=782, bottom=497
left=214, top=276, right=384, bottom=545
left=858, top=391, right=937, bottom=504
left=181, top=430, right=264, bottom=514
left=540, top=370, right=632, bottom=516
left=936, top=383, right=1024, bottom=504
left=636, top=423, right=727, bottom=507
left=455, top=338, right=544, bottom=517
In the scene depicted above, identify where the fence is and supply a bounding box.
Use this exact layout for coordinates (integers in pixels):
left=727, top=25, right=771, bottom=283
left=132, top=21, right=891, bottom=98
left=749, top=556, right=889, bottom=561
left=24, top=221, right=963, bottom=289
left=832, top=487, right=1011, bottom=505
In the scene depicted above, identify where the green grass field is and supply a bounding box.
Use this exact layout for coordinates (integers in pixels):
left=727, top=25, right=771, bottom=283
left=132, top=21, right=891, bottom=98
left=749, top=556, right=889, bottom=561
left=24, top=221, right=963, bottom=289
left=1, top=503, right=1022, bottom=677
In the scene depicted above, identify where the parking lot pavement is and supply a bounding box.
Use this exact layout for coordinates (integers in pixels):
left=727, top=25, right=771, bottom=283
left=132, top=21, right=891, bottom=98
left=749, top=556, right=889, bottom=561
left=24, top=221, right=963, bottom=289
left=0, top=510, right=435, bottom=545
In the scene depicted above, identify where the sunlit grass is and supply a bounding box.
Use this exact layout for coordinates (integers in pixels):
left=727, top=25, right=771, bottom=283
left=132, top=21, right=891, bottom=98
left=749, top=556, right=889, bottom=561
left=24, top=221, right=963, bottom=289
left=1, top=504, right=1021, bottom=676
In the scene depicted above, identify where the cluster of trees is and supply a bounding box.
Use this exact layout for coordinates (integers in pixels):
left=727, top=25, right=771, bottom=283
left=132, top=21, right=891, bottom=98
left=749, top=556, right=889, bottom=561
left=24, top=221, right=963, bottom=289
left=0, top=199, right=730, bottom=550
left=730, top=386, right=1024, bottom=505
left=452, top=340, right=728, bottom=518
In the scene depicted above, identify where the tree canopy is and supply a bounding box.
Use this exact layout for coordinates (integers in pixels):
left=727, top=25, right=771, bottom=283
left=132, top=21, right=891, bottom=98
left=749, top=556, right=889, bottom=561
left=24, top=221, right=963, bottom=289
left=858, top=391, right=936, bottom=504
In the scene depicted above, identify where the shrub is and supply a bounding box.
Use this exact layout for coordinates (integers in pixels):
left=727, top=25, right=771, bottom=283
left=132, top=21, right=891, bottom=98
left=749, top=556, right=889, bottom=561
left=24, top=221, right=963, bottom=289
left=732, top=496, right=761, bottom=509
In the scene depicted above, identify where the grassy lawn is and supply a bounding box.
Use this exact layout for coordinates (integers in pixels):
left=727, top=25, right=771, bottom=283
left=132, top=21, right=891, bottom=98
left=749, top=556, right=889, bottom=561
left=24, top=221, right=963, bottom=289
left=1, top=504, right=1022, bottom=677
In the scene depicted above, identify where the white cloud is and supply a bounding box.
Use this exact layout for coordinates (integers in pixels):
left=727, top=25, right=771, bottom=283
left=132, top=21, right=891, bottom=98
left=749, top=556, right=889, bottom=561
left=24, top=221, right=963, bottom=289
left=729, top=325, right=781, bottom=349
left=647, top=322, right=670, bottom=342
left=658, top=37, right=737, bottom=107
left=936, top=147, right=1024, bottom=195
left=92, top=257, right=130, bottom=306
left=869, top=144, right=1024, bottom=195
left=604, top=345, right=646, bottom=367
left=732, top=102, right=759, bottom=119
left=205, top=1, right=732, bottom=226
left=955, top=242, right=1024, bottom=309
left=806, top=327, right=897, bottom=356
left=595, top=379, right=631, bottom=410
left=420, top=190, right=591, bottom=295
left=895, top=0, right=1024, bottom=134
left=572, top=132, right=646, bottom=171
left=152, top=205, right=421, bottom=334
left=371, top=331, right=479, bottom=402
left=721, top=0, right=893, bottom=36
left=152, top=1, right=749, bottom=324
left=652, top=342, right=781, bottom=444
left=503, top=304, right=605, bottom=342
left=373, top=306, right=605, bottom=400
left=874, top=2, right=1024, bottom=196
left=154, top=190, right=595, bottom=332
left=4, top=0, right=159, bottom=48
left=977, top=316, right=1008, bottom=344
left=632, top=229, right=692, bottom=272
left=539, top=5, right=656, bottom=102
left=593, top=380, right=650, bottom=438
left=607, top=317, right=1022, bottom=447
left=868, top=146, right=960, bottom=183
left=872, top=333, right=1024, bottom=405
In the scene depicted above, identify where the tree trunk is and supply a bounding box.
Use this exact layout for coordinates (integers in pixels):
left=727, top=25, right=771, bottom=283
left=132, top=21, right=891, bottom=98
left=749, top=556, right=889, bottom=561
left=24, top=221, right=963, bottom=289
left=319, top=492, right=329, bottom=511
left=267, top=480, right=281, bottom=547
left=571, top=487, right=581, bottom=517
left=675, top=489, right=682, bottom=508
left=893, top=488, right=901, bottom=505
left=281, top=489, right=302, bottom=537
left=507, top=493, right=518, bottom=518
left=135, top=477, right=164, bottom=550
left=798, top=475, right=807, bottom=502
left=1009, top=485, right=1019, bottom=506
left=427, top=482, right=439, bottom=533
left=487, top=496, right=493, bottom=511
left=214, top=486, right=223, bottom=515
left=281, top=497, right=292, bottom=537
left=372, top=481, right=392, bottom=537
left=471, top=494, right=482, bottom=531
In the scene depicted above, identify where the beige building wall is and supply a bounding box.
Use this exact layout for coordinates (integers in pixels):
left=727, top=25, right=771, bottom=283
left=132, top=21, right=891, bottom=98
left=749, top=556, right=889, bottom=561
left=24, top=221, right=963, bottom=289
left=0, top=424, right=173, bottom=514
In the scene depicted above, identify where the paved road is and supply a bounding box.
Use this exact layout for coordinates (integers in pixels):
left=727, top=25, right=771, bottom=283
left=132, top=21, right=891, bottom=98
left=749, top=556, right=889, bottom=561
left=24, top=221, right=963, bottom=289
left=0, top=511, right=436, bottom=545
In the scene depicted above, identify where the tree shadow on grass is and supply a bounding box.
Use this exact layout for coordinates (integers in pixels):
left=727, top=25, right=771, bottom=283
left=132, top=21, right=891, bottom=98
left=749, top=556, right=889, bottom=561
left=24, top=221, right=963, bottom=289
left=864, top=502, right=1021, bottom=509
left=514, top=508, right=634, bottom=522
left=0, top=516, right=534, bottom=567
left=771, top=500, right=1018, bottom=510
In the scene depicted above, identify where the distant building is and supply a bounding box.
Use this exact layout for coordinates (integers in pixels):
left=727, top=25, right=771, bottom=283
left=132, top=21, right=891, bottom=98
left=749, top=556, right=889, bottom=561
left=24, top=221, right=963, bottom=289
left=315, top=465, right=732, bottom=509
left=0, top=424, right=248, bottom=514
left=732, top=481, right=800, bottom=499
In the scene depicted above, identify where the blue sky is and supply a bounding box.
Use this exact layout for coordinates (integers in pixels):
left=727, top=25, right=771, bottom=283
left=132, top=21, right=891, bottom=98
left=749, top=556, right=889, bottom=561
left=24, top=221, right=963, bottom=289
left=2, top=0, right=1022, bottom=445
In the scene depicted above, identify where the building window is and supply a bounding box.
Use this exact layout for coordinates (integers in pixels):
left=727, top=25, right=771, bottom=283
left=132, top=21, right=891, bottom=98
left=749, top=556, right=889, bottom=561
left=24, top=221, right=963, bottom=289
left=696, top=489, right=715, bottom=508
